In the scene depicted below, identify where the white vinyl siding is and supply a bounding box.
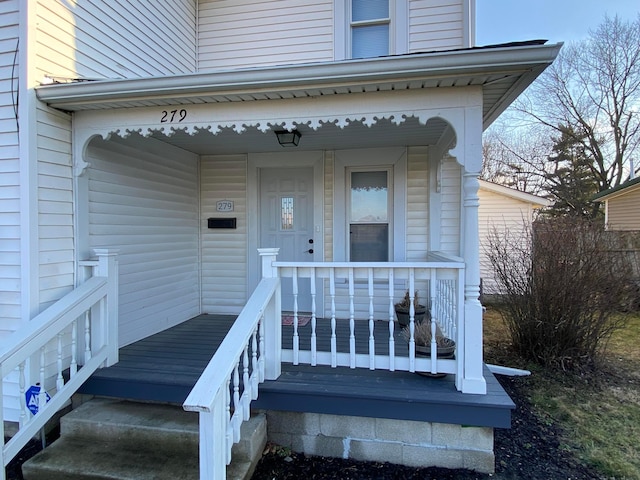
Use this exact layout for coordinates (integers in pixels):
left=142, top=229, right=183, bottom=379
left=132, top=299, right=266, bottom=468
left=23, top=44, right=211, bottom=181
left=478, top=187, right=535, bottom=295
left=606, top=188, right=640, bottom=231
left=87, top=138, right=200, bottom=346
left=439, top=156, right=461, bottom=255
left=200, top=155, right=248, bottom=314
left=35, top=0, right=196, bottom=81
left=0, top=1, right=20, bottom=336
left=406, top=146, right=429, bottom=261
left=409, top=0, right=465, bottom=52
left=37, top=105, right=74, bottom=310
left=198, top=0, right=334, bottom=71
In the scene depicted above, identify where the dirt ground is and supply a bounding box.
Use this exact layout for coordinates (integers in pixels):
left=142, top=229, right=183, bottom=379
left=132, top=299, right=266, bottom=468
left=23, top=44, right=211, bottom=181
left=251, top=374, right=602, bottom=480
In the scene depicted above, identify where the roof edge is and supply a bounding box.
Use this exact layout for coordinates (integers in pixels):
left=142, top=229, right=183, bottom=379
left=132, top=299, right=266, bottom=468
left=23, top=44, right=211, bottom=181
left=593, top=176, right=640, bottom=201
left=36, top=43, right=562, bottom=110
left=479, top=179, right=551, bottom=207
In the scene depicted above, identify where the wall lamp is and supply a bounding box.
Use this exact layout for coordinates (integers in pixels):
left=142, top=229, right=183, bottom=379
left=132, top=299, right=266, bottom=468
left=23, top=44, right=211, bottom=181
left=275, top=129, right=301, bottom=147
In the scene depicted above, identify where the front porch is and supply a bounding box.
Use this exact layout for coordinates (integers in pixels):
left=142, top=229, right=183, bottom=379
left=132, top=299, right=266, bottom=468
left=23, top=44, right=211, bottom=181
left=78, top=314, right=514, bottom=429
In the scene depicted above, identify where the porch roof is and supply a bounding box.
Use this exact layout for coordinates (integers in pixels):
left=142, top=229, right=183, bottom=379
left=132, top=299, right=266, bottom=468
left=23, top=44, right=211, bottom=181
left=36, top=41, right=561, bottom=130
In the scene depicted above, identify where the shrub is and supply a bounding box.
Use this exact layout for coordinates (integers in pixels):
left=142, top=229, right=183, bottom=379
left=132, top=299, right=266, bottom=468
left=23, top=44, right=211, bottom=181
left=486, top=217, right=634, bottom=370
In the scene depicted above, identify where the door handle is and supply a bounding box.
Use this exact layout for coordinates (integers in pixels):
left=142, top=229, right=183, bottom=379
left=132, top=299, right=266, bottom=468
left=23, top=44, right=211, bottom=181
left=306, top=249, right=314, bottom=254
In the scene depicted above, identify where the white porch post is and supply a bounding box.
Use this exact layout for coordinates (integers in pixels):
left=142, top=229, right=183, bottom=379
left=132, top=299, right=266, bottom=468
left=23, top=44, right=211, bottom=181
left=94, top=248, right=119, bottom=366
left=258, top=248, right=281, bottom=380
left=460, top=174, right=486, bottom=394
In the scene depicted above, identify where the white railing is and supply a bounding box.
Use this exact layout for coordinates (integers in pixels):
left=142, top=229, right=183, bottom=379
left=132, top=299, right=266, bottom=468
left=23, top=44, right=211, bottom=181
left=0, top=249, right=118, bottom=479
left=183, top=249, right=282, bottom=480
left=275, top=252, right=465, bottom=384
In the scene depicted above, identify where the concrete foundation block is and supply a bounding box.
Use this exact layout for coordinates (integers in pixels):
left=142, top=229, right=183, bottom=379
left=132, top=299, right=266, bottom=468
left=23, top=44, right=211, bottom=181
left=293, top=434, right=345, bottom=458
left=402, top=445, right=463, bottom=469
left=463, top=449, right=496, bottom=473
left=375, top=417, right=432, bottom=443
left=319, top=414, right=376, bottom=439
left=266, top=411, right=320, bottom=436
left=348, top=439, right=404, bottom=464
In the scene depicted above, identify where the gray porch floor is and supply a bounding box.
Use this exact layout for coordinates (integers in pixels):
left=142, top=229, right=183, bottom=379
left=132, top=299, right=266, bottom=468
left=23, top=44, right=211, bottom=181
left=79, top=315, right=514, bottom=428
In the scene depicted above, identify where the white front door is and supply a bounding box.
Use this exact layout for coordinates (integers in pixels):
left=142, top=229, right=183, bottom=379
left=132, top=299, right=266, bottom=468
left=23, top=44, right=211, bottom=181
left=260, top=167, right=315, bottom=312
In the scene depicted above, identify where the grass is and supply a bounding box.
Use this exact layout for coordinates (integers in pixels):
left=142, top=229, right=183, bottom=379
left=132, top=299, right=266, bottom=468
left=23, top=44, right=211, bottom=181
left=484, top=308, right=640, bottom=480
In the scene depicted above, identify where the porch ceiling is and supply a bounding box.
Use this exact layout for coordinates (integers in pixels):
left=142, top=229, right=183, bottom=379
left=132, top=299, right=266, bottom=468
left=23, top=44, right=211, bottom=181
left=37, top=42, right=562, bottom=138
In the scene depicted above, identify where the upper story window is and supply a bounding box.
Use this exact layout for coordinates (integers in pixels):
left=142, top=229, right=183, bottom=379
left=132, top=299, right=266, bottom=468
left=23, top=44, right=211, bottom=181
left=334, top=0, right=407, bottom=61
left=351, top=0, right=390, bottom=58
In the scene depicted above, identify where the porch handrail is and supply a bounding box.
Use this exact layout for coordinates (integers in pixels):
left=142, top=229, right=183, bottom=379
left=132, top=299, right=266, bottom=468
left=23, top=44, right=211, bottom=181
left=0, top=249, right=118, bottom=478
left=183, top=275, right=281, bottom=480
left=273, top=257, right=466, bottom=387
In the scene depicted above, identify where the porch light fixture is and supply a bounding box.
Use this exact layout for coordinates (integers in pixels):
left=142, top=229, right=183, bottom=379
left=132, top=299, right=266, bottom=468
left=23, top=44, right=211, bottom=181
left=275, top=129, right=301, bottom=147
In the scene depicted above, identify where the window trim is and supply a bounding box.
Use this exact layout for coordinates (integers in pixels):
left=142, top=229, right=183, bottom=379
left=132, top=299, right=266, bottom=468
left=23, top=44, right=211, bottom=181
left=334, top=0, right=408, bottom=61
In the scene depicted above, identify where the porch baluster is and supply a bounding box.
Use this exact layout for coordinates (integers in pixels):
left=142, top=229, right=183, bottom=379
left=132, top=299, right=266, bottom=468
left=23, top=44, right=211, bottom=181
left=408, top=270, right=416, bottom=373
left=348, top=268, right=355, bottom=369
left=258, top=316, right=265, bottom=383
left=232, top=363, right=240, bottom=442
left=388, top=269, right=395, bottom=371
left=84, top=311, right=91, bottom=363
left=310, top=270, right=317, bottom=366
left=251, top=328, right=258, bottom=399
left=329, top=268, right=337, bottom=368
left=431, top=282, right=439, bottom=376
left=292, top=267, right=299, bottom=365
left=56, top=333, right=64, bottom=391
left=225, top=376, right=232, bottom=464
left=368, top=268, right=375, bottom=370
left=242, top=345, right=250, bottom=421
left=70, top=319, right=78, bottom=375
left=18, top=362, right=26, bottom=428
left=430, top=271, right=438, bottom=375
left=39, top=347, right=46, bottom=414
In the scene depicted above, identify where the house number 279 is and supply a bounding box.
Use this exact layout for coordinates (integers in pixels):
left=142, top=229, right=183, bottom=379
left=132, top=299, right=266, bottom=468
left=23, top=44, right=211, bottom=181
left=160, top=109, right=187, bottom=123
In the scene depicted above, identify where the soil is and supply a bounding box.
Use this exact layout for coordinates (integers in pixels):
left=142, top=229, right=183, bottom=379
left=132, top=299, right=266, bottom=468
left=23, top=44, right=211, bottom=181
left=251, top=374, right=603, bottom=480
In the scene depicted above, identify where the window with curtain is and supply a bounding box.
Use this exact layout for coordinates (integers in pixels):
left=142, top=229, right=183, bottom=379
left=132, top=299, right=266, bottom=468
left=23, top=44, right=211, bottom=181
left=351, top=0, right=390, bottom=58
left=349, top=170, right=391, bottom=261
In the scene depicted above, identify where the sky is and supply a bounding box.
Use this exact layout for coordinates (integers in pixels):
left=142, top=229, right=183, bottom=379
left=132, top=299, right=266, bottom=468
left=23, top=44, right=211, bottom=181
left=476, top=0, right=639, bottom=46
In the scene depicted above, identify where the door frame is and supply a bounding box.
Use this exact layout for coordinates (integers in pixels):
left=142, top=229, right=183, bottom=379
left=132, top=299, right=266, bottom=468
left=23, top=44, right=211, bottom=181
left=247, top=151, right=325, bottom=293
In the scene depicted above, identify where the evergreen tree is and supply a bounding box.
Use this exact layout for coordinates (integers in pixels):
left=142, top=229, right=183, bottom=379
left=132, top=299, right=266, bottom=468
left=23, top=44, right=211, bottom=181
left=543, top=126, right=601, bottom=218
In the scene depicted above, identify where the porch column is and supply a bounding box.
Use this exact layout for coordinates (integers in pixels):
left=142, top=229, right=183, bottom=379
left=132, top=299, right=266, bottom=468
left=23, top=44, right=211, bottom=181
left=258, top=248, right=282, bottom=380
left=461, top=174, right=487, bottom=394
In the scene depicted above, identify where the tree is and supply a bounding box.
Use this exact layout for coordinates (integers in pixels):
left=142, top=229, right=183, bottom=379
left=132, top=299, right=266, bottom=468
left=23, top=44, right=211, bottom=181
left=516, top=15, right=640, bottom=194
left=543, top=125, right=601, bottom=218
left=481, top=125, right=551, bottom=195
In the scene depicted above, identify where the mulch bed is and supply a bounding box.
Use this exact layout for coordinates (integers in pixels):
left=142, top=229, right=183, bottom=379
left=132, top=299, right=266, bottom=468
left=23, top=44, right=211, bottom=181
left=251, top=374, right=603, bottom=480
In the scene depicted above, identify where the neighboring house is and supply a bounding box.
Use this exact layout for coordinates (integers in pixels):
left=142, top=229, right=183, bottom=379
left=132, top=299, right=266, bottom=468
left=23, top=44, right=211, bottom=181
left=593, top=176, right=640, bottom=231
left=478, top=180, right=550, bottom=295
left=0, top=1, right=560, bottom=477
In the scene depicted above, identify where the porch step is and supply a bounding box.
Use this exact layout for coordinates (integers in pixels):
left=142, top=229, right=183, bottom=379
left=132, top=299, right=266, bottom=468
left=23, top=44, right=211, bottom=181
left=21, top=398, right=267, bottom=480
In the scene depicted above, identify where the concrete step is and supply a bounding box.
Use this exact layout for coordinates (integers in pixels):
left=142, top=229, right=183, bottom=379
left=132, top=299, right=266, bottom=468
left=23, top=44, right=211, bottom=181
left=22, top=399, right=267, bottom=480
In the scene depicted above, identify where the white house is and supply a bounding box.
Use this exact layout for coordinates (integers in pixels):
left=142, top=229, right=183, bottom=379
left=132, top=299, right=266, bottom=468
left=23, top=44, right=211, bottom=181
left=0, top=1, right=560, bottom=478
left=478, top=180, right=550, bottom=295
